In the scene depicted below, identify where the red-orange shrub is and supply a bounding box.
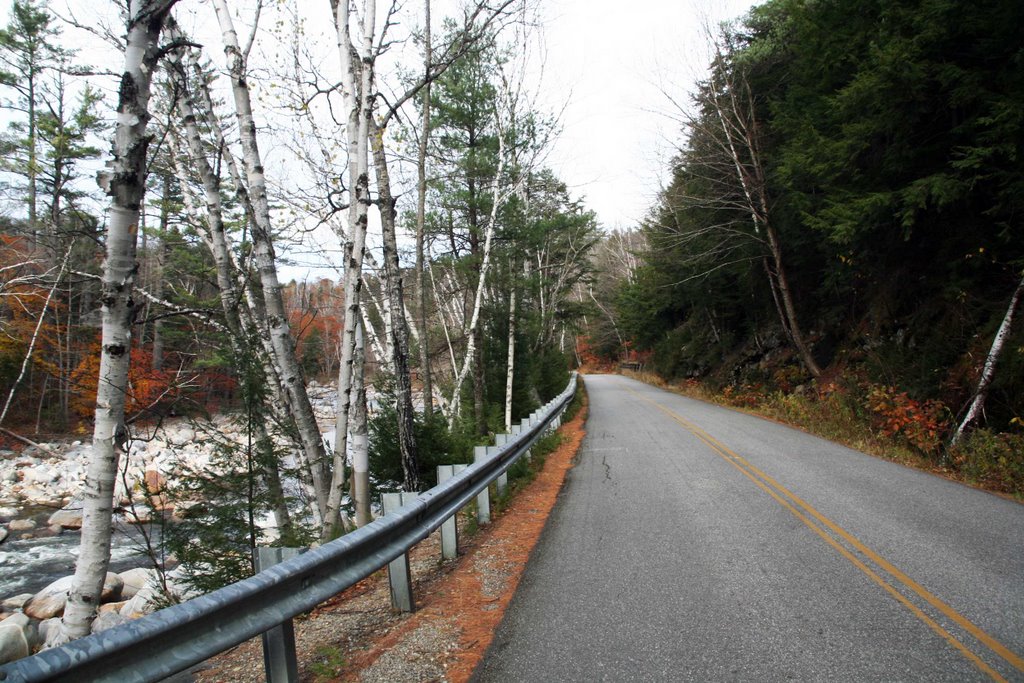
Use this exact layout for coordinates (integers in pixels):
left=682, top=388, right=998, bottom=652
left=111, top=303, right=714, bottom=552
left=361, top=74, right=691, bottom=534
left=865, top=385, right=949, bottom=455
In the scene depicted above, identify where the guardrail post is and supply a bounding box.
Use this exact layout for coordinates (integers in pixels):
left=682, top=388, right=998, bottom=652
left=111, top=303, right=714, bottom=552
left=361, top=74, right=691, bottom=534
left=487, top=444, right=507, bottom=498
left=436, top=464, right=467, bottom=559
left=381, top=492, right=417, bottom=612
left=493, top=435, right=509, bottom=497
left=474, top=445, right=491, bottom=524
left=509, top=423, right=528, bottom=461
left=255, top=547, right=305, bottom=683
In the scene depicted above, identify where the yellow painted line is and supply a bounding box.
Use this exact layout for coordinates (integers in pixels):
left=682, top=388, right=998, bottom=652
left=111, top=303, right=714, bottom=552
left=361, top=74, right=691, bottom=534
left=624, top=385, right=1022, bottom=681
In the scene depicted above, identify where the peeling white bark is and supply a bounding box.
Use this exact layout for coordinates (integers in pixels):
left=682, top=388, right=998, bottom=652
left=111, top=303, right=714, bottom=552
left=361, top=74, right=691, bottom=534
left=326, top=0, right=374, bottom=536
left=60, top=0, right=178, bottom=643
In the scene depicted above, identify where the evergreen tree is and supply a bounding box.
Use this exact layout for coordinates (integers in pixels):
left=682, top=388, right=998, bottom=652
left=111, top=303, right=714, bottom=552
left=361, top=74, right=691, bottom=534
left=0, top=0, right=71, bottom=238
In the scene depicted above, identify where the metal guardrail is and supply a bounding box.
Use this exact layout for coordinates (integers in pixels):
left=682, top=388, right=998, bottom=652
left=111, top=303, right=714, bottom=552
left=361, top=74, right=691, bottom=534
left=0, top=374, right=578, bottom=683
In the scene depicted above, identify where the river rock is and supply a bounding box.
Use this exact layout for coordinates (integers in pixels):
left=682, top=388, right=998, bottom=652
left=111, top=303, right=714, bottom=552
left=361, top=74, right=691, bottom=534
left=19, top=486, right=52, bottom=505
left=99, top=600, right=126, bottom=614
left=119, top=590, right=154, bottom=619
left=123, top=506, right=153, bottom=524
left=0, top=507, right=17, bottom=519
left=144, top=467, right=166, bottom=494
left=118, top=568, right=156, bottom=600
left=1, top=613, right=27, bottom=628
left=1, top=612, right=39, bottom=650
left=173, top=427, right=196, bottom=444
left=90, top=610, right=127, bottom=634
left=38, top=617, right=61, bottom=648
left=23, top=573, right=124, bottom=620
left=7, top=519, right=35, bottom=532
left=48, top=501, right=84, bottom=529
left=0, top=527, right=6, bottom=543
left=1, top=594, right=32, bottom=611
left=118, top=580, right=171, bottom=619
left=0, top=623, right=28, bottom=664
left=23, top=466, right=57, bottom=485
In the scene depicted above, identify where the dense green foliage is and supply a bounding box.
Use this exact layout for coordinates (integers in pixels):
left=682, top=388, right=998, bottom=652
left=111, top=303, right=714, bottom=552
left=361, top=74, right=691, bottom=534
left=596, top=0, right=1024, bottom=444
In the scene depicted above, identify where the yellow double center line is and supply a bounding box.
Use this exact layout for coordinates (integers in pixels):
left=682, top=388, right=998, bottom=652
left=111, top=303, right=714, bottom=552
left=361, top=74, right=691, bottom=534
left=626, top=385, right=1024, bottom=682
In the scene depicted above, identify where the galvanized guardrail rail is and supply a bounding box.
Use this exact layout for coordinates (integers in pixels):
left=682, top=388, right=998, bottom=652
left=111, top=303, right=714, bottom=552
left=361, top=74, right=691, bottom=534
left=0, top=374, right=577, bottom=683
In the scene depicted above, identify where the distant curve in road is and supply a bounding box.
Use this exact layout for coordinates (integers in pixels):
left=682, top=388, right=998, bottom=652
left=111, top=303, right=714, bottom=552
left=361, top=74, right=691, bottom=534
left=473, top=374, right=1024, bottom=682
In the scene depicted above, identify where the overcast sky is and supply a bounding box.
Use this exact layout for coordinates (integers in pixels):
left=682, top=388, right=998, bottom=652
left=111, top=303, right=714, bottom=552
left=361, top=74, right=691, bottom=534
left=539, top=0, right=754, bottom=230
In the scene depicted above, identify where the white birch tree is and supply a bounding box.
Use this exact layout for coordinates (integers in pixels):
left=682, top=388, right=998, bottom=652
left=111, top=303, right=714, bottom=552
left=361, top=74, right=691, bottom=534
left=951, top=273, right=1024, bottom=445
left=210, top=0, right=333, bottom=526
left=57, top=0, right=179, bottom=644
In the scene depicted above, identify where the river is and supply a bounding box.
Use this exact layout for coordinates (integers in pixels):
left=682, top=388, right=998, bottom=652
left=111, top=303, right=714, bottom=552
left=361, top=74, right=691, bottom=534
left=0, top=507, right=160, bottom=599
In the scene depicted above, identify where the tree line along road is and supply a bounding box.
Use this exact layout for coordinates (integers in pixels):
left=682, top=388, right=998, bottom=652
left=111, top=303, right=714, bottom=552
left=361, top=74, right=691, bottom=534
left=473, top=374, right=1024, bottom=682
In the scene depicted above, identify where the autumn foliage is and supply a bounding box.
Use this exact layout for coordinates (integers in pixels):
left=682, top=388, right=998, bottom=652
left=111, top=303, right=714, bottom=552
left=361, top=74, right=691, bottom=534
left=865, top=385, right=949, bottom=456
left=68, top=343, right=177, bottom=422
left=283, top=279, right=343, bottom=381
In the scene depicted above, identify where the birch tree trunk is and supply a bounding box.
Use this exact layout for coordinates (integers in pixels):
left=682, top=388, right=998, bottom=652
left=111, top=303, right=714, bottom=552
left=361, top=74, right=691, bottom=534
left=178, top=49, right=326, bottom=522
left=951, top=273, right=1024, bottom=445
left=448, top=132, right=507, bottom=427
left=504, top=275, right=516, bottom=432
left=212, top=0, right=331, bottom=523
left=416, top=0, right=434, bottom=417
left=325, top=0, right=373, bottom=538
left=58, top=0, right=177, bottom=643
left=351, top=318, right=370, bottom=527
left=371, top=119, right=420, bottom=491
left=150, top=177, right=170, bottom=371
left=705, top=47, right=821, bottom=378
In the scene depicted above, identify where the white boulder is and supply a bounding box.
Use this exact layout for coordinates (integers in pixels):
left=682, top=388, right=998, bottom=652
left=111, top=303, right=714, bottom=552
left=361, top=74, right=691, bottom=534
left=118, top=567, right=157, bottom=600
left=0, top=623, right=28, bottom=664
left=48, top=498, right=84, bottom=529
left=23, top=573, right=124, bottom=620
left=1, top=612, right=39, bottom=651
left=1, top=594, right=32, bottom=611
left=90, top=611, right=127, bottom=634
left=38, top=617, right=62, bottom=649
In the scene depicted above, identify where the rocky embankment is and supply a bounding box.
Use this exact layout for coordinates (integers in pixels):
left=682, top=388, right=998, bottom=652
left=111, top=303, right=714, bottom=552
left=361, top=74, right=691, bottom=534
left=0, top=382, right=341, bottom=666
left=0, top=566, right=201, bottom=663
left=0, top=421, right=223, bottom=666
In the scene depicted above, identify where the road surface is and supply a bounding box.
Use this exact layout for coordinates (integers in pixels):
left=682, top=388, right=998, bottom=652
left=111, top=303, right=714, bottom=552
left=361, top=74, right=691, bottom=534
left=473, top=374, right=1024, bottom=682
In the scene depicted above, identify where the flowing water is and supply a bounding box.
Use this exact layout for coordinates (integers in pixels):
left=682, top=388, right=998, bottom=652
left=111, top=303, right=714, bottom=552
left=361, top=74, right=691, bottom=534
left=0, top=508, right=161, bottom=599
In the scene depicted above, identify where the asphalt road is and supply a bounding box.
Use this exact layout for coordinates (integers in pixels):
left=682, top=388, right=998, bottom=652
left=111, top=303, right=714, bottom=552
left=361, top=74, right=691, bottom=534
left=473, top=374, right=1024, bottom=682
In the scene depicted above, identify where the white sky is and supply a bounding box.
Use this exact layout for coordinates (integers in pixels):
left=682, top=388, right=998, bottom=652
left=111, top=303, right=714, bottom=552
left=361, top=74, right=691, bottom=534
left=538, top=0, right=753, bottom=230
left=2, top=0, right=754, bottom=278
